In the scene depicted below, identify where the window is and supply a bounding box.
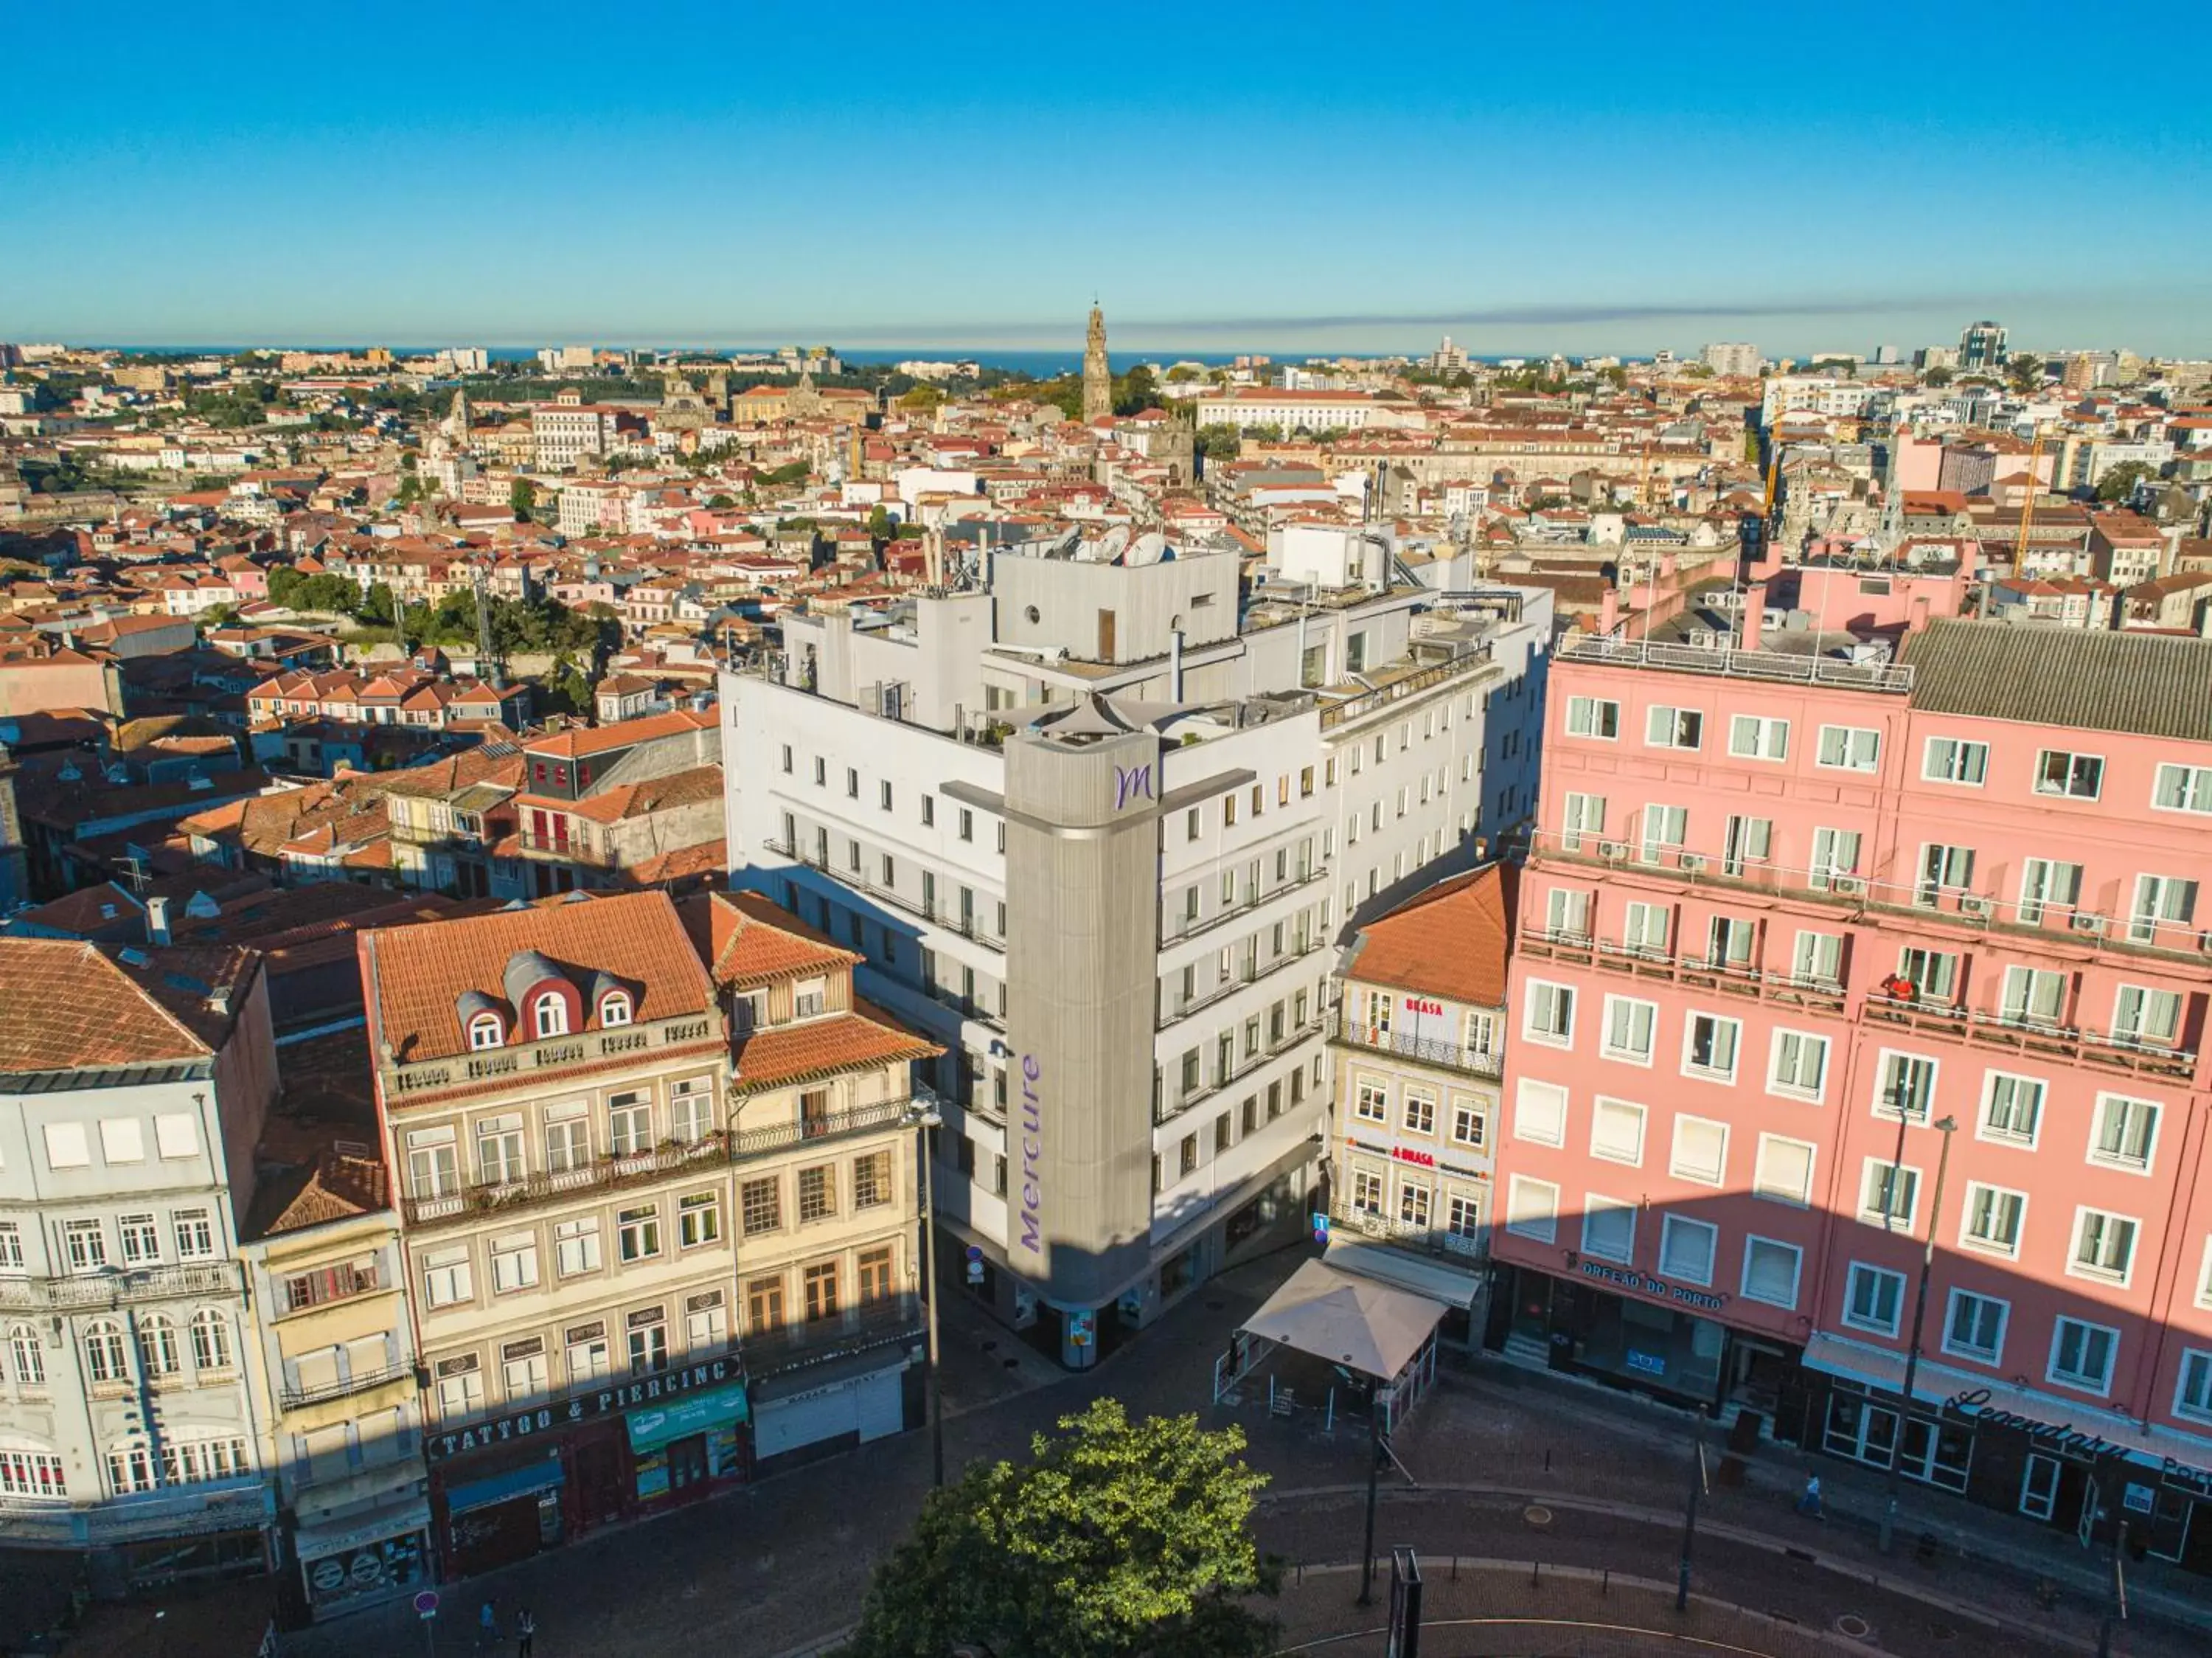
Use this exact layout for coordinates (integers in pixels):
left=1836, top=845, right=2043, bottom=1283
left=1770, top=1030, right=1829, bottom=1101
left=858, top=1246, right=896, bottom=1305
left=9, top=1324, right=46, bottom=1387
left=1545, top=886, right=1591, bottom=940
left=1581, top=1196, right=1635, bottom=1263
left=1961, top=1183, right=2026, bottom=1257
left=83, top=1321, right=129, bottom=1384
left=1450, top=1100, right=1484, bottom=1148
left=598, top=991, right=633, bottom=1027
left=1792, top=931, right=1843, bottom=985
left=490, top=1232, right=539, bottom=1294
left=2113, top=984, right=2183, bottom=1047
left=1895, top=947, right=1958, bottom=1005
left=63, top=1220, right=107, bottom=1274
left=173, top=1208, right=215, bottom=1259
left=1943, top=1290, right=2008, bottom=1364
left=554, top=1216, right=602, bottom=1277
left=1999, top=966, right=2067, bottom=1027
left=2048, top=1317, right=2118, bottom=1394
left=1445, top=1193, right=1481, bottom=1241
left=1843, top=1264, right=1905, bottom=1336
left=499, top=1338, right=549, bottom=1402
left=189, top=1310, right=232, bottom=1373
left=1874, top=1052, right=1936, bottom=1122
left=540, top=1103, right=590, bottom=1173
left=1401, top=1088, right=1436, bottom=1136
left=1670, top=1116, right=1729, bottom=1186
left=468, top=1013, right=502, bottom=1051
left=803, top=1261, right=841, bottom=1322
left=670, top=1078, right=714, bottom=1144
left=1658, top=1214, right=1718, bottom=1284
left=0, top=1222, right=20, bottom=1274
left=2153, top=763, right=2212, bottom=814
left=1351, top=1168, right=1384, bottom=1215
left=106, top=1441, right=155, bottom=1493
left=1590, top=1097, right=1645, bottom=1165
left=1353, top=1076, right=1388, bottom=1125
left=678, top=1193, right=721, bottom=1249
left=2034, top=749, right=2103, bottom=799
left=608, top=1092, right=653, bottom=1156
left=1622, top=901, right=1669, bottom=956
left=1860, top=1159, right=1919, bottom=1228
left=1525, top=982, right=1574, bottom=1044
left=793, top=977, right=827, bottom=1018
left=1637, top=804, right=1686, bottom=866
left=1728, top=715, right=1790, bottom=760
left=1809, top=828, right=1861, bottom=890
left=532, top=993, right=568, bottom=1038
left=2129, top=875, right=2197, bottom=946
left=1816, top=725, right=1879, bottom=771
left=2070, top=1209, right=2138, bottom=1283
left=138, top=1314, right=181, bottom=1377
left=1560, top=791, right=1606, bottom=852
left=618, top=1205, right=661, bottom=1262
left=780, top=743, right=793, bottom=774
left=475, top=1114, right=524, bottom=1187
left=1980, top=1073, right=2044, bottom=1146
left=798, top=1165, right=835, bottom=1222
left=1645, top=706, right=1703, bottom=749
left=1684, top=1013, right=1740, bottom=1081
left=0, top=1449, right=63, bottom=1499
left=1753, top=1135, right=1816, bottom=1206
left=854, top=1149, right=892, bottom=1209
left=2090, top=1095, right=2158, bottom=1170
left=42, top=1123, right=88, bottom=1170
left=1398, top=1181, right=1431, bottom=1229
left=422, top=1246, right=473, bottom=1308
left=1601, top=996, right=1656, bottom=1064
left=958, top=808, right=974, bottom=842
left=1512, top=1080, right=1567, bottom=1148
left=1922, top=736, right=1989, bottom=785
left=1740, top=1237, right=1802, bottom=1308
left=1916, top=843, right=1976, bottom=906
left=1565, top=696, right=1619, bottom=739
left=628, top=1311, right=669, bottom=1376
left=436, top=1356, right=484, bottom=1420
left=1504, top=1176, right=1559, bottom=1244
left=98, top=1119, right=144, bottom=1164
left=2177, top=1351, right=2212, bottom=1425
left=2019, top=859, right=2083, bottom=925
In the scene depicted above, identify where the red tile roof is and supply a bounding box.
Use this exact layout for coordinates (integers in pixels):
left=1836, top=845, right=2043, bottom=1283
left=0, top=940, right=258, bottom=1072
left=361, top=890, right=715, bottom=1066
left=731, top=999, right=941, bottom=1092
left=678, top=890, right=857, bottom=991
left=1343, top=864, right=1514, bottom=1007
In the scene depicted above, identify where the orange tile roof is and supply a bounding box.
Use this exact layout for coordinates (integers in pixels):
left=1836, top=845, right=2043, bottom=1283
left=361, top=890, right=715, bottom=1066
left=0, top=940, right=257, bottom=1072
left=678, top=889, right=857, bottom=991
left=1343, top=863, right=1514, bottom=1008
left=524, top=707, right=714, bottom=761
left=730, top=999, right=941, bottom=1092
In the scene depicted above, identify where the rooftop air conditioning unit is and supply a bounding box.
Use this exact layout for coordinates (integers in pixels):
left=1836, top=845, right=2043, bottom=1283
left=2070, top=912, right=2108, bottom=937
left=1832, top=875, right=1868, bottom=898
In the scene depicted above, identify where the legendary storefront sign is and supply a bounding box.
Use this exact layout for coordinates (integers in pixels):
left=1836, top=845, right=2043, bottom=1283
left=430, top=1358, right=737, bottom=1461
left=2161, top=1456, right=2212, bottom=1500
left=1576, top=1258, right=1727, bottom=1312
left=1941, top=1387, right=2127, bottom=1465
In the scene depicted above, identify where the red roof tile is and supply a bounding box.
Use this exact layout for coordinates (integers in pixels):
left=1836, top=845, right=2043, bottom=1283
left=1343, top=864, right=1514, bottom=1007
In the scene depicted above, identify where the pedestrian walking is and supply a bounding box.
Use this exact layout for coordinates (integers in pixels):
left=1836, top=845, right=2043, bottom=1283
left=1795, top=1474, right=1823, bottom=1518
left=516, top=1606, right=537, bottom=1658
left=478, top=1598, right=498, bottom=1651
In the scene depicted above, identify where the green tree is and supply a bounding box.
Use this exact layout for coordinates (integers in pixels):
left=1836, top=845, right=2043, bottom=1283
left=844, top=1399, right=1278, bottom=1658
left=1196, top=423, right=1242, bottom=463
left=2008, top=355, right=2050, bottom=392
left=1113, top=364, right=1162, bottom=416
left=866, top=504, right=895, bottom=540
left=1924, top=366, right=1955, bottom=386
left=2096, top=460, right=2155, bottom=502
left=510, top=477, right=538, bottom=519
left=543, top=653, right=594, bottom=715
left=706, top=493, right=737, bottom=510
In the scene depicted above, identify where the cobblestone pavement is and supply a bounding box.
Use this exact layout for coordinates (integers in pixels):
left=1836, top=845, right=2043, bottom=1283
left=268, top=1247, right=2200, bottom=1658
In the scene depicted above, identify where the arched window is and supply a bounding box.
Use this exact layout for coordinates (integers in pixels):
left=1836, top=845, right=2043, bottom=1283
left=189, top=1310, right=232, bottom=1373
left=105, top=1440, right=156, bottom=1494
left=7, top=1325, right=44, bottom=1387
left=83, top=1321, right=128, bottom=1384
left=598, top=991, right=632, bottom=1028
left=137, top=1314, right=181, bottom=1377
left=532, top=993, right=568, bottom=1038
left=467, top=1013, right=504, bottom=1051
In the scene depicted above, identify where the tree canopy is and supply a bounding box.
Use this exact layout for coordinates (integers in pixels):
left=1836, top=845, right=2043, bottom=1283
left=843, top=1399, right=1278, bottom=1658
left=2096, top=459, right=2156, bottom=502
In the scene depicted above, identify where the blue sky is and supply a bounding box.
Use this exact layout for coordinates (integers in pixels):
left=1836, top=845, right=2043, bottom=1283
left=4, top=1, right=2208, bottom=358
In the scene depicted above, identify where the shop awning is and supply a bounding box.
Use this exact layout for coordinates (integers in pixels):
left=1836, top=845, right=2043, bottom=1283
left=1801, top=1333, right=2211, bottom=1468
left=1324, top=1238, right=1484, bottom=1311
left=626, top=1378, right=748, bottom=1452
left=1239, top=1258, right=1447, bottom=1382
left=443, top=1457, right=565, bottom=1516
left=293, top=1501, right=432, bottom=1564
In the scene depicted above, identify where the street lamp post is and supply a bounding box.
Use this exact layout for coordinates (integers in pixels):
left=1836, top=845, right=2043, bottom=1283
left=1880, top=1114, right=1958, bottom=1554
left=911, top=1099, right=946, bottom=1490
left=1357, top=1378, right=1382, bottom=1607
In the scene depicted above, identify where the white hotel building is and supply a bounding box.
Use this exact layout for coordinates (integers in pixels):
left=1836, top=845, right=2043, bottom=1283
left=720, top=525, right=1548, bottom=1364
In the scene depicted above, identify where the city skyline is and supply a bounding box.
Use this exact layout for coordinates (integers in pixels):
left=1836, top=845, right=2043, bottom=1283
left=5, top=1, right=2209, bottom=355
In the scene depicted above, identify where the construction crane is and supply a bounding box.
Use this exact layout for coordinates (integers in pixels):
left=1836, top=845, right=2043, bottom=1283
left=2013, top=424, right=2048, bottom=570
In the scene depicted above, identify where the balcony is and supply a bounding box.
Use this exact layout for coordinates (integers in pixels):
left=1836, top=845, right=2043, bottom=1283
left=1556, top=634, right=1916, bottom=694
left=1158, top=940, right=1329, bottom=1032
left=1155, top=1018, right=1326, bottom=1125
left=280, top=1359, right=412, bottom=1412
left=402, top=1091, right=933, bottom=1231
left=1162, top=864, right=1331, bottom=946
left=765, top=836, right=1004, bottom=954
left=1519, top=928, right=1848, bottom=1016
left=384, top=1010, right=721, bottom=1101
left=516, top=831, right=614, bottom=868
left=1860, top=994, right=2196, bottom=1081
left=1332, top=1013, right=1502, bottom=1078
left=0, top=1260, right=242, bottom=1314
left=742, top=1292, right=922, bottom=1380
left=1328, top=1201, right=1486, bottom=1265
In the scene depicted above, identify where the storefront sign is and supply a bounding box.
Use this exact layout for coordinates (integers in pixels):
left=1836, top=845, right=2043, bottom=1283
left=1625, top=1349, right=1667, bottom=1377
left=1391, top=1146, right=1435, bottom=1169
left=431, top=1357, right=737, bottom=1461
left=2160, top=1457, right=2212, bottom=1500
left=626, top=1379, right=749, bottom=1453
left=1941, top=1387, right=2126, bottom=1465
left=1576, top=1258, right=1727, bottom=1312
left=1403, top=997, right=1444, bottom=1017
left=1017, top=1053, right=1043, bottom=1256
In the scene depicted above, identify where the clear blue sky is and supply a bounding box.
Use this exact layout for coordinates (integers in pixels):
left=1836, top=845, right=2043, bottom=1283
left=4, top=1, right=2208, bottom=358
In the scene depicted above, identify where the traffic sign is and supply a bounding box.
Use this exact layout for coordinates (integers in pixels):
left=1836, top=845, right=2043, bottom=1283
left=1312, top=1211, right=1330, bottom=1243
left=415, top=1590, right=439, bottom=1620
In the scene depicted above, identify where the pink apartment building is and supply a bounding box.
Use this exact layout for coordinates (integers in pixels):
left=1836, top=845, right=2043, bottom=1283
left=1494, top=617, right=2212, bottom=1575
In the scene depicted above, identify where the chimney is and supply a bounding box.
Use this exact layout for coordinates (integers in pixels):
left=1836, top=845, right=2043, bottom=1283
left=146, top=895, right=172, bottom=946
left=1599, top=587, right=1621, bottom=636
left=1910, top=594, right=1931, bottom=635
left=1739, top=580, right=1767, bottom=653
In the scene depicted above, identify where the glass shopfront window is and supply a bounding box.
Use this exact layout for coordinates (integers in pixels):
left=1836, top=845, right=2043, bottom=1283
left=1822, top=1392, right=1972, bottom=1493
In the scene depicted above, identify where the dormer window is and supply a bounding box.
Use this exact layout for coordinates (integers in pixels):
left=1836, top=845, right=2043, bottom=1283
left=533, top=993, right=569, bottom=1038
left=599, top=991, right=633, bottom=1028
left=793, top=977, right=827, bottom=1019
left=468, top=1013, right=504, bottom=1051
